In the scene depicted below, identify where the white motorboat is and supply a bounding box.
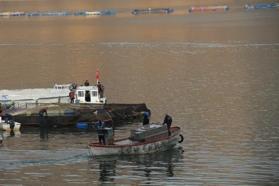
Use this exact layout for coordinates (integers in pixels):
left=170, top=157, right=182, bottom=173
left=0, top=83, right=107, bottom=107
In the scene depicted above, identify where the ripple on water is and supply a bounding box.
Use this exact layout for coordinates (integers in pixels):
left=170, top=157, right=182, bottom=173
left=0, top=149, right=89, bottom=170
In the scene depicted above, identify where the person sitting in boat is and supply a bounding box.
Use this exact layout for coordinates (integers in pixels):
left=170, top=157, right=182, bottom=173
left=84, top=80, right=90, bottom=86
left=69, top=90, right=75, bottom=103
left=96, top=120, right=106, bottom=145
left=142, top=111, right=150, bottom=125
left=163, top=114, right=172, bottom=136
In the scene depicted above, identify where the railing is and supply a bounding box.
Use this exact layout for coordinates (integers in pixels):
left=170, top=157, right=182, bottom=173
left=0, top=96, right=69, bottom=109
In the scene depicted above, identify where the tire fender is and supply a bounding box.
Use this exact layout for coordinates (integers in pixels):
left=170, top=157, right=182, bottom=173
left=178, top=134, right=184, bottom=143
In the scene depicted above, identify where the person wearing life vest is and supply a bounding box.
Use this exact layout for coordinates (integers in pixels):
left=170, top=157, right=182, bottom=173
left=163, top=114, right=172, bottom=136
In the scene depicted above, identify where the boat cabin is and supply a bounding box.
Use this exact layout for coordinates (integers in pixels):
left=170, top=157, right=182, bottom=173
left=75, top=85, right=106, bottom=104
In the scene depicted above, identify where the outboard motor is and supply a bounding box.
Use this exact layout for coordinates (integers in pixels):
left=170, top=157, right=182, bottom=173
left=104, top=127, right=114, bottom=145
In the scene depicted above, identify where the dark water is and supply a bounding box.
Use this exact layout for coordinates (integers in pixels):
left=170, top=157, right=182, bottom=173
left=1, top=0, right=279, bottom=185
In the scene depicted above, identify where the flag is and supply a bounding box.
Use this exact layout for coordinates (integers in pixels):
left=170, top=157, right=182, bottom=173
left=96, top=69, right=100, bottom=83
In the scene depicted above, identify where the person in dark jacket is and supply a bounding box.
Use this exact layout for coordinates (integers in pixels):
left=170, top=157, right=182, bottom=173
left=97, top=81, right=104, bottom=98
left=84, top=80, right=90, bottom=86
left=69, top=91, right=75, bottom=103
left=163, top=114, right=172, bottom=136
left=96, top=120, right=106, bottom=144
left=39, top=108, right=48, bottom=140
left=0, top=105, right=2, bottom=117
left=142, top=111, right=150, bottom=125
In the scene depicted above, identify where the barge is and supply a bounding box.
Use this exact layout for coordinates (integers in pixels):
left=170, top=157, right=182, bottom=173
left=5, top=103, right=148, bottom=128
left=1, top=83, right=149, bottom=128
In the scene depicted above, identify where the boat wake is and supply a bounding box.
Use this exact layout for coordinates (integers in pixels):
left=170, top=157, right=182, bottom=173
left=0, top=148, right=88, bottom=170
left=99, top=42, right=279, bottom=48
left=1, top=42, right=278, bottom=49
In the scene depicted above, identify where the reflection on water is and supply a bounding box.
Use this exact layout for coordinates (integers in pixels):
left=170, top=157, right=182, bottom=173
left=0, top=147, right=88, bottom=170
left=89, top=147, right=184, bottom=184
left=0, top=122, right=278, bottom=185
left=0, top=130, right=21, bottom=139
left=98, top=158, right=116, bottom=182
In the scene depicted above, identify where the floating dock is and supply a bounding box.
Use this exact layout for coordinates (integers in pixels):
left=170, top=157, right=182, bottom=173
left=132, top=8, right=174, bottom=15
left=244, top=3, right=279, bottom=10
left=0, top=10, right=115, bottom=17
left=0, top=12, right=25, bottom=16
left=188, top=5, right=229, bottom=13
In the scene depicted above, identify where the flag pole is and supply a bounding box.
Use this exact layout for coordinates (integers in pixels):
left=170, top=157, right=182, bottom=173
left=96, top=69, right=100, bottom=84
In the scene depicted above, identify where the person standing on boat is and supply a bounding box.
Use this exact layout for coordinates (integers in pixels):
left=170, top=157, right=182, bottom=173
left=84, top=80, right=90, bottom=86
left=142, top=111, right=150, bottom=125
left=163, top=114, right=172, bottom=136
left=0, top=134, right=3, bottom=146
left=97, top=81, right=104, bottom=98
left=0, top=105, right=3, bottom=117
left=69, top=90, right=75, bottom=103
left=39, top=108, right=49, bottom=140
left=96, top=120, right=106, bottom=145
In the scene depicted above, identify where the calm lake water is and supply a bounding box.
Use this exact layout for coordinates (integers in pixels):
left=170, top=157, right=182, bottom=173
left=1, top=0, right=279, bottom=185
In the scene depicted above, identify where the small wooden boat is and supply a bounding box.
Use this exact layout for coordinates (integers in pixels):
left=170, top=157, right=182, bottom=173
left=88, top=124, right=184, bottom=156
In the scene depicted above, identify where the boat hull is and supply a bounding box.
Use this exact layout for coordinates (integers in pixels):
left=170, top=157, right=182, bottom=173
left=89, top=127, right=181, bottom=156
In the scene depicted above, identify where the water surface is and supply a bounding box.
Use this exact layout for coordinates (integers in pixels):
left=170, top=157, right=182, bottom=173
left=0, top=0, right=279, bottom=185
